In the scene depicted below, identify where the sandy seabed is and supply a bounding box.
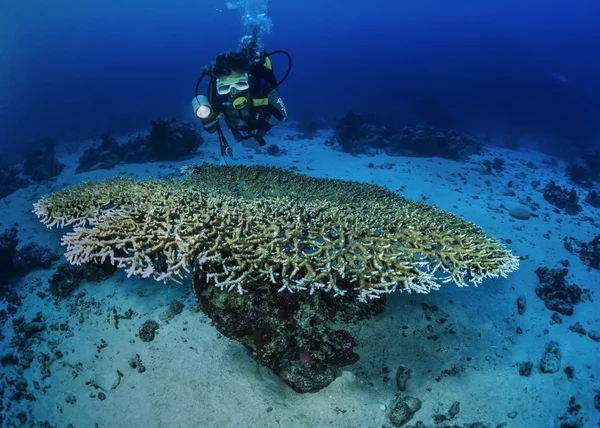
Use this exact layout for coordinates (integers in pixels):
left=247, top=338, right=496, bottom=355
left=1, top=124, right=599, bottom=428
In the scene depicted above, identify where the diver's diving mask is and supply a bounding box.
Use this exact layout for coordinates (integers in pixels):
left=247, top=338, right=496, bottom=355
left=216, top=73, right=250, bottom=95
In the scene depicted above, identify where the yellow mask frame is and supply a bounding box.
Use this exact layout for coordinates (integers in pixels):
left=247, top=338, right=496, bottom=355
left=216, top=73, right=250, bottom=95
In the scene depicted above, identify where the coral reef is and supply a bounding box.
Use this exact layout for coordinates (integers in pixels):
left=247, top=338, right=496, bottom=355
left=76, top=119, right=202, bottom=173
left=76, top=133, right=127, bottom=173
left=1, top=136, right=64, bottom=198
left=535, top=267, right=583, bottom=316
left=147, top=118, right=201, bottom=160
left=0, top=228, right=19, bottom=285
left=294, top=111, right=330, bottom=139
left=332, top=112, right=483, bottom=160
left=565, top=234, right=600, bottom=270
left=584, top=190, right=600, bottom=208
left=0, top=228, right=58, bottom=287
left=13, top=243, right=59, bottom=273
left=22, top=137, right=65, bottom=182
left=332, top=112, right=394, bottom=154
left=0, top=166, right=30, bottom=199
left=48, top=261, right=116, bottom=298
left=566, top=157, right=594, bottom=187
left=33, top=164, right=518, bottom=390
left=387, top=125, right=483, bottom=160
left=565, top=148, right=600, bottom=187
left=542, top=181, right=582, bottom=215
left=576, top=235, right=600, bottom=270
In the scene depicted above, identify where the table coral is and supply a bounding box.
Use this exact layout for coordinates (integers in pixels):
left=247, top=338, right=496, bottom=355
left=33, top=163, right=519, bottom=391
left=34, top=164, right=518, bottom=301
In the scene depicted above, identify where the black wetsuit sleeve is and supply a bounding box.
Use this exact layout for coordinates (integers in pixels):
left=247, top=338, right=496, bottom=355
left=251, top=62, right=287, bottom=130
left=199, top=81, right=222, bottom=133
left=267, top=90, right=286, bottom=121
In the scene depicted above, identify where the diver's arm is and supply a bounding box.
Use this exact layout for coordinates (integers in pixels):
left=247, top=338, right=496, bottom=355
left=200, top=110, right=221, bottom=134
left=192, top=94, right=221, bottom=133
left=258, top=90, right=287, bottom=130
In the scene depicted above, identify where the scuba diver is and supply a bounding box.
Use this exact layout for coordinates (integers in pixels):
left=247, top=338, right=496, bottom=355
left=192, top=33, right=291, bottom=161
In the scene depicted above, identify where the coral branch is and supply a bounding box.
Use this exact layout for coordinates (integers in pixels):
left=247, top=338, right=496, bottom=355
left=34, top=164, right=519, bottom=298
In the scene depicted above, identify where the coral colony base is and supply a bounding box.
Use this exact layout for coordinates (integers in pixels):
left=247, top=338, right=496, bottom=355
left=32, top=164, right=519, bottom=391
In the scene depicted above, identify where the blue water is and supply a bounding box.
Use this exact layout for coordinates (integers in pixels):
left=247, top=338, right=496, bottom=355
left=1, top=0, right=599, bottom=158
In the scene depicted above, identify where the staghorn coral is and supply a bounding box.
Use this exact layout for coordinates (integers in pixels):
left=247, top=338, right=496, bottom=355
left=33, top=164, right=519, bottom=391
left=33, top=164, right=518, bottom=301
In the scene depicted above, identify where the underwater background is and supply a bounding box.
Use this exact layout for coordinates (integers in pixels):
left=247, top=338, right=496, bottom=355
left=1, top=0, right=600, bottom=427
left=2, top=0, right=599, bottom=158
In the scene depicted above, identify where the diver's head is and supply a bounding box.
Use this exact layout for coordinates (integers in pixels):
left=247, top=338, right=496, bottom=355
left=212, top=51, right=251, bottom=79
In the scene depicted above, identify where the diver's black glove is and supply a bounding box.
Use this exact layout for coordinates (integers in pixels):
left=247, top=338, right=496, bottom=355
left=231, top=129, right=244, bottom=142
left=248, top=129, right=267, bottom=146
left=241, top=132, right=266, bottom=149
left=256, top=117, right=273, bottom=132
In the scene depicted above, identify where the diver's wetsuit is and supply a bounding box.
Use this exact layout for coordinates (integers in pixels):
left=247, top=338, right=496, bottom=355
left=199, top=57, right=287, bottom=145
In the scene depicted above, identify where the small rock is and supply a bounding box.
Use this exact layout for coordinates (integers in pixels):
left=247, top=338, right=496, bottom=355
left=65, top=394, right=77, bottom=404
left=396, top=366, right=412, bottom=391
left=588, top=330, right=600, bottom=342
left=389, top=396, right=422, bottom=427
left=1, top=353, right=19, bottom=366
left=585, top=190, right=600, bottom=208
left=519, top=361, right=533, bottom=377
left=128, top=354, right=146, bottom=373
left=448, top=401, right=460, bottom=418
left=569, top=322, right=586, bottom=336
left=24, top=321, right=46, bottom=338
left=516, top=296, right=526, bottom=315
left=12, top=376, right=28, bottom=392
left=556, top=396, right=584, bottom=427
left=509, top=206, right=531, bottom=220
left=564, top=366, right=575, bottom=381
left=535, top=267, right=582, bottom=316
left=540, top=341, right=561, bottom=373
left=507, top=411, right=518, bottom=419
left=139, top=320, right=160, bottom=342
left=266, top=144, right=281, bottom=156
left=432, top=413, right=447, bottom=424
left=159, top=300, right=184, bottom=323
left=551, top=312, right=563, bottom=324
